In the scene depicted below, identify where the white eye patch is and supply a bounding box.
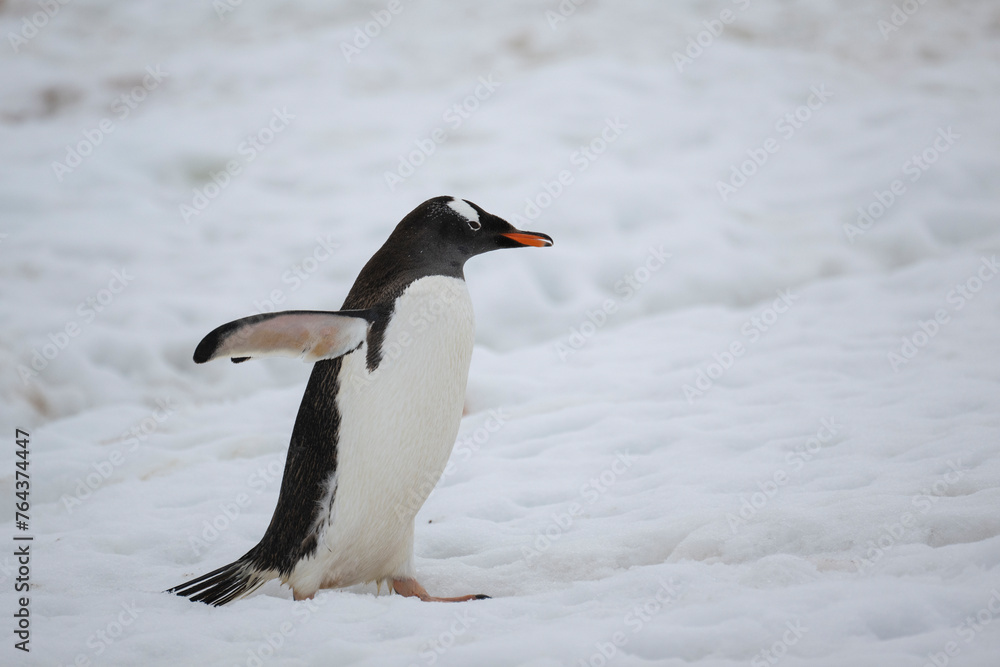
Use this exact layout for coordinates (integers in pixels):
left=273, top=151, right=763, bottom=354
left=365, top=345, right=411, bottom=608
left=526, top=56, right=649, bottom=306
left=447, top=198, right=481, bottom=230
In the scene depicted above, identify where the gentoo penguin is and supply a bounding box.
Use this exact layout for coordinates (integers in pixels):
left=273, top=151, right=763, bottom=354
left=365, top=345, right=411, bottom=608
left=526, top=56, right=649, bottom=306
left=168, top=196, right=552, bottom=605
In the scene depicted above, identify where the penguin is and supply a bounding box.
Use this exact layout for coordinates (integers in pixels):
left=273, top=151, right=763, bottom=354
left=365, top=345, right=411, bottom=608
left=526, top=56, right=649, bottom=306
left=168, top=196, right=552, bottom=605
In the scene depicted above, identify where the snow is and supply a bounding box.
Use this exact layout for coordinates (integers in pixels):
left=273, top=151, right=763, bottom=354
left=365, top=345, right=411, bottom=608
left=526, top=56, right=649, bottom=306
left=2, top=0, right=1000, bottom=665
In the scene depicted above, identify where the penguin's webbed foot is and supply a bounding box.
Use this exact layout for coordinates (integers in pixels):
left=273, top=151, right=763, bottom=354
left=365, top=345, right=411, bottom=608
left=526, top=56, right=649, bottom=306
left=392, top=577, right=490, bottom=602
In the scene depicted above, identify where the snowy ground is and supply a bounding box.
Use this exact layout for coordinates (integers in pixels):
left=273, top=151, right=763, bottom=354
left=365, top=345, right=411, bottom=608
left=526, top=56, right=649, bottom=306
left=3, top=0, right=1000, bottom=665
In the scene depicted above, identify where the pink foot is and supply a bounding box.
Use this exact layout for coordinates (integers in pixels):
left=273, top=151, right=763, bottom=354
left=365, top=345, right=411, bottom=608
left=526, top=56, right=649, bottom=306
left=391, top=578, right=489, bottom=602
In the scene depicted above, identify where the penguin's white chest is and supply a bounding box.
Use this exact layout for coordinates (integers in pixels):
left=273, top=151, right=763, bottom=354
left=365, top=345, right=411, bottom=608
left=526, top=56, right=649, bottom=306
left=287, top=275, right=474, bottom=594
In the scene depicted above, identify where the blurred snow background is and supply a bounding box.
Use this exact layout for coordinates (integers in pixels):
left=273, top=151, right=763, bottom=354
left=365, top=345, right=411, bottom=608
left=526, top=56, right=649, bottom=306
left=2, top=0, right=1000, bottom=665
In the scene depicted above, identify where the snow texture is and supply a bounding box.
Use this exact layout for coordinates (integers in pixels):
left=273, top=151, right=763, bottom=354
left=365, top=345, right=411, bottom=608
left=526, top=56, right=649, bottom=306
left=2, top=0, right=1000, bottom=665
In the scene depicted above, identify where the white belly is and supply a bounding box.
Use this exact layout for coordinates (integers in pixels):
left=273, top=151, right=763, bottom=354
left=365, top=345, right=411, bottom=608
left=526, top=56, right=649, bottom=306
left=286, top=276, right=474, bottom=595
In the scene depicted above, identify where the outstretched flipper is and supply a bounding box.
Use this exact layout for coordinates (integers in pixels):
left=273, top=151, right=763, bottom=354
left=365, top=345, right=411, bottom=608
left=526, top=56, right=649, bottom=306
left=193, top=309, right=374, bottom=364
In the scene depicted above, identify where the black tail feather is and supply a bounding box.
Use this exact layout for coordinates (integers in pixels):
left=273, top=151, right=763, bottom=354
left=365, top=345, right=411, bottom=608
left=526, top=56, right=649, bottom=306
left=167, top=558, right=273, bottom=606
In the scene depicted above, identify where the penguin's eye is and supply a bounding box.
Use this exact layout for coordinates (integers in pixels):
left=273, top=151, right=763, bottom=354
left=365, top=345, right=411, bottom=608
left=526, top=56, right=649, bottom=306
left=446, top=198, right=481, bottom=231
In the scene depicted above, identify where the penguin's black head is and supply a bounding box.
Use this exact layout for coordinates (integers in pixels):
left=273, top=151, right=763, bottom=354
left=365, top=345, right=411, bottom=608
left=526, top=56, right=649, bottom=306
left=387, top=196, right=553, bottom=276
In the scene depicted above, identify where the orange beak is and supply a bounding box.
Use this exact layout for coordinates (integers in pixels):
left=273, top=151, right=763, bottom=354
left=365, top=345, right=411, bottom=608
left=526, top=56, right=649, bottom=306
left=500, top=231, right=554, bottom=248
